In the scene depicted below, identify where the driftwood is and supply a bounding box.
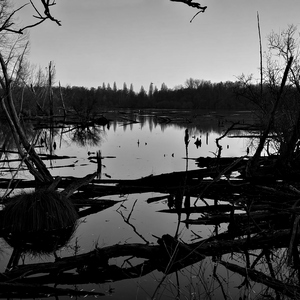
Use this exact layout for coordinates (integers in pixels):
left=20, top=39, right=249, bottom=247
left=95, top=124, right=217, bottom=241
left=181, top=211, right=290, bottom=226
left=60, top=172, right=98, bottom=198
left=73, top=198, right=120, bottom=218
left=0, top=228, right=298, bottom=295
left=159, top=204, right=235, bottom=214
left=2, top=155, right=300, bottom=203
left=0, top=154, right=76, bottom=163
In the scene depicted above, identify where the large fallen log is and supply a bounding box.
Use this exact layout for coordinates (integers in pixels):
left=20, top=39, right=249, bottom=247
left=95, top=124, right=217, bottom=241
left=2, top=229, right=297, bottom=285
left=159, top=204, right=236, bottom=214
left=181, top=211, right=290, bottom=226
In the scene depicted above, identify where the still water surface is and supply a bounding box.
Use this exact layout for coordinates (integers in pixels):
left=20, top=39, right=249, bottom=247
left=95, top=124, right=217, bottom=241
left=0, top=111, right=259, bottom=299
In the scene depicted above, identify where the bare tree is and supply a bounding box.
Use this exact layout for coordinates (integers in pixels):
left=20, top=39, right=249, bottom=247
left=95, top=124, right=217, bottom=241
left=0, top=0, right=55, bottom=183
left=267, top=25, right=300, bottom=169
left=239, top=25, right=300, bottom=176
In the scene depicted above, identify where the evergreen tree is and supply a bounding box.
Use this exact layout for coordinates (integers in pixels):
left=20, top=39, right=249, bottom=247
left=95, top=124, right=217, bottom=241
left=123, top=82, right=128, bottom=94
left=148, top=82, right=154, bottom=98
left=113, top=81, right=117, bottom=92
left=160, top=82, right=168, bottom=91
left=129, top=83, right=134, bottom=95
left=139, top=85, right=147, bottom=97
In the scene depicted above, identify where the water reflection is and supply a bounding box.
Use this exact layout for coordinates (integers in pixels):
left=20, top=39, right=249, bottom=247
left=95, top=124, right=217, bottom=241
left=69, top=124, right=104, bottom=147
left=1, top=110, right=290, bottom=299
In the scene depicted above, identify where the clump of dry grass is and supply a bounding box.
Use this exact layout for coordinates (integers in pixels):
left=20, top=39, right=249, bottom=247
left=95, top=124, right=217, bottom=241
left=1, top=190, right=78, bottom=254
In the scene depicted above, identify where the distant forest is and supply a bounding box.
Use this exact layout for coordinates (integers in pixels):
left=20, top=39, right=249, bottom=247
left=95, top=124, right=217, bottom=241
left=11, top=78, right=260, bottom=117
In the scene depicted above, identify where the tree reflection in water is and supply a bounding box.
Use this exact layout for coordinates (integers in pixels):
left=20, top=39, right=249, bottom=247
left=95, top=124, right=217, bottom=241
left=70, top=124, right=104, bottom=147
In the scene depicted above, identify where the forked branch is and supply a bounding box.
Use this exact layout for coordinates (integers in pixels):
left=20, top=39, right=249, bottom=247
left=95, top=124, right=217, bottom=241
left=0, top=0, right=61, bottom=34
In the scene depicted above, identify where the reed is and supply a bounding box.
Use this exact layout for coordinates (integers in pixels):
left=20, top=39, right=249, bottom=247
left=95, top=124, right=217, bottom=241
left=1, top=190, right=78, bottom=254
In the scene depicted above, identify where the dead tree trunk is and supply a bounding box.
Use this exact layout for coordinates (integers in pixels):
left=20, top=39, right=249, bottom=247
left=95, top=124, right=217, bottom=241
left=0, top=53, right=53, bottom=183
left=246, top=56, right=293, bottom=177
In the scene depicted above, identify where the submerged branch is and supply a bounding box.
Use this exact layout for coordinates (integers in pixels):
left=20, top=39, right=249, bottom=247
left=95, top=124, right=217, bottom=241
left=219, top=260, right=300, bottom=299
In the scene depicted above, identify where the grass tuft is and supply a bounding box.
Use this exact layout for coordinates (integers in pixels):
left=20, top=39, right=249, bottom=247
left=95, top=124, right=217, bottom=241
left=1, top=190, right=78, bottom=254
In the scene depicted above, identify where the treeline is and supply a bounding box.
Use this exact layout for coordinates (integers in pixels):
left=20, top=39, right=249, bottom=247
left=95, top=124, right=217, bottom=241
left=7, top=78, right=256, bottom=117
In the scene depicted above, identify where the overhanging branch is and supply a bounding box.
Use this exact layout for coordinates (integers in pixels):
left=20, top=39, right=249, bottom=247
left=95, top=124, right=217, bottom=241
left=0, top=0, right=61, bottom=34
left=170, top=0, right=207, bottom=11
left=169, top=0, right=207, bottom=22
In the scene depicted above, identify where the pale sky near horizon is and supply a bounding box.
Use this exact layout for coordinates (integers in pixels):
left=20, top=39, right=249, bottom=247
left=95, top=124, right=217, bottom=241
left=15, top=0, right=300, bottom=91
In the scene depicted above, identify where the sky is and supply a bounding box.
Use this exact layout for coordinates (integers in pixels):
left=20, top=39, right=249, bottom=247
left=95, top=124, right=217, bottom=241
left=14, top=0, right=300, bottom=92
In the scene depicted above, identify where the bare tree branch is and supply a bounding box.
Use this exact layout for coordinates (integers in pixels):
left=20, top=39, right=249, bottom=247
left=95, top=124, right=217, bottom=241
left=0, top=0, right=206, bottom=35
left=0, top=1, right=61, bottom=34
left=170, top=0, right=207, bottom=11
left=41, top=0, right=61, bottom=25
left=169, top=0, right=207, bottom=22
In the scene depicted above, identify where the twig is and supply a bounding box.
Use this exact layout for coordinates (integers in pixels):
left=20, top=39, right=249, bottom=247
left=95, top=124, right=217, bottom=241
left=216, top=122, right=238, bottom=160
left=213, top=262, right=228, bottom=300
left=118, top=200, right=150, bottom=244
left=194, top=156, right=245, bottom=205
left=190, top=10, right=202, bottom=23
left=287, top=215, right=300, bottom=266
left=219, top=259, right=300, bottom=299
left=151, top=239, right=181, bottom=299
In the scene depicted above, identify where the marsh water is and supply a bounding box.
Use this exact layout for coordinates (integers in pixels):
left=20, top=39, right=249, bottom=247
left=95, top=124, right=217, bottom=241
left=0, top=110, right=264, bottom=299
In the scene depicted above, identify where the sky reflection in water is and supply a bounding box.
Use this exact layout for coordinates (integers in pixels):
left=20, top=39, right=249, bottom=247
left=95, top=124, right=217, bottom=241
left=32, top=115, right=251, bottom=250
left=64, top=118, right=252, bottom=299
left=51, top=119, right=249, bottom=180
left=0, top=113, right=254, bottom=299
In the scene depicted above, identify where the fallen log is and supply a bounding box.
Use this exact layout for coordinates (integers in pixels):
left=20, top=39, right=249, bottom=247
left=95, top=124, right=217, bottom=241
left=2, top=229, right=297, bottom=285
left=158, top=204, right=235, bottom=214
left=3, top=243, right=160, bottom=282
left=72, top=198, right=120, bottom=218
left=196, top=156, right=248, bottom=168
left=61, top=172, right=98, bottom=198
left=182, top=211, right=290, bottom=226
left=157, top=234, right=206, bottom=274
left=39, top=154, right=77, bottom=160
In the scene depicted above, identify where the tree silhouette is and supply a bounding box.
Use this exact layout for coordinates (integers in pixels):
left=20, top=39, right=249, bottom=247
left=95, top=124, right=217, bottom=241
left=113, top=81, right=117, bottom=93
left=148, top=82, right=154, bottom=98
left=123, top=82, right=128, bottom=94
